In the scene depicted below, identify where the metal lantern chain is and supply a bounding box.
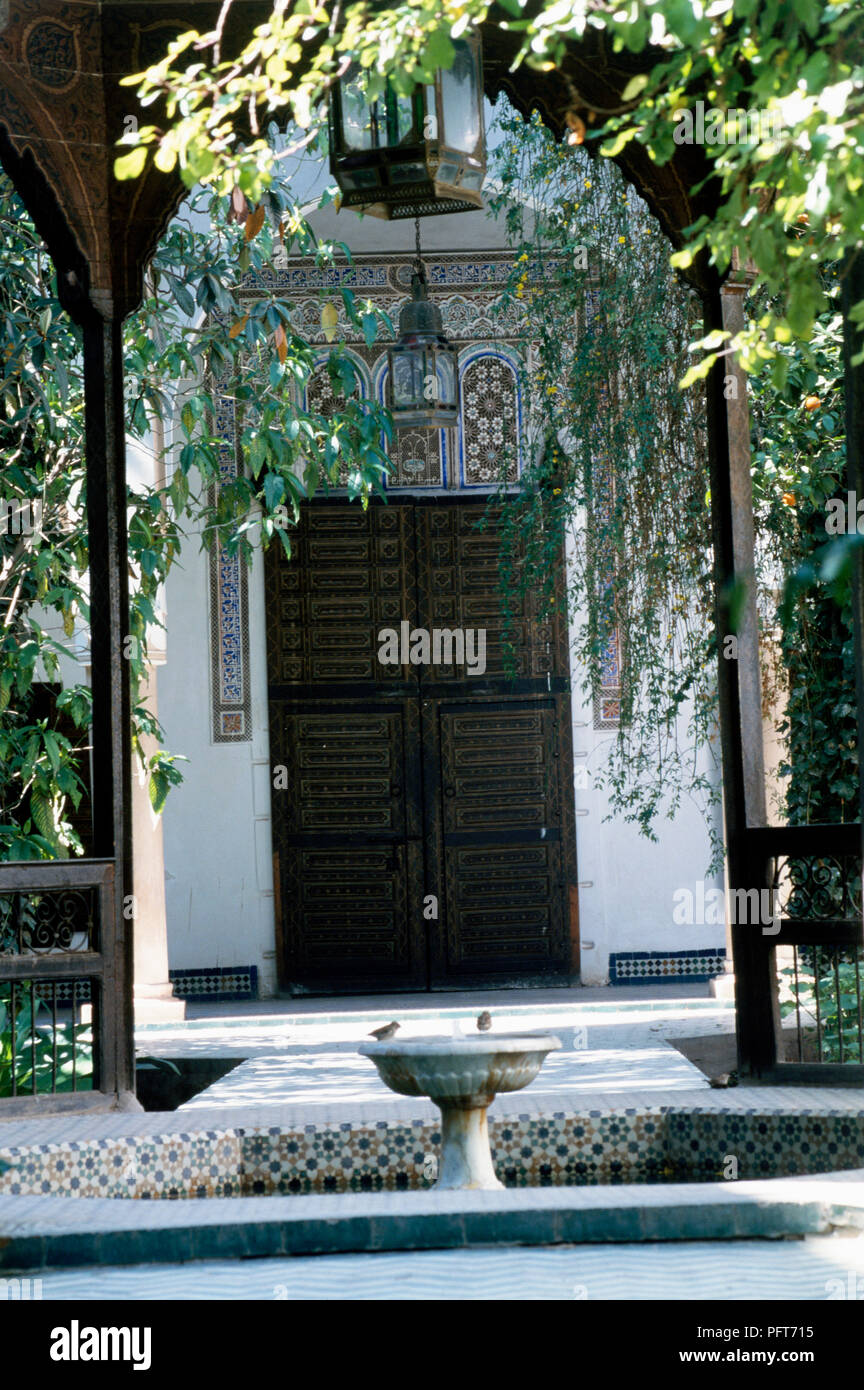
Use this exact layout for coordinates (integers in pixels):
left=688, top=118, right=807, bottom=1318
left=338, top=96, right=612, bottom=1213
left=385, top=216, right=460, bottom=430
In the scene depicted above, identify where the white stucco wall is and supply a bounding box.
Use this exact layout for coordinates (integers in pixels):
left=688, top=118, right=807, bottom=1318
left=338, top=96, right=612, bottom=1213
left=158, top=520, right=280, bottom=995
left=568, top=654, right=726, bottom=986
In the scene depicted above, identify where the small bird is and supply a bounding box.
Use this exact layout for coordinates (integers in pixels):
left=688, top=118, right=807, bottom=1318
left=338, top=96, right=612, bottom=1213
left=476, top=1010, right=492, bottom=1032
left=368, top=1021, right=400, bottom=1041
left=709, top=1071, right=738, bottom=1089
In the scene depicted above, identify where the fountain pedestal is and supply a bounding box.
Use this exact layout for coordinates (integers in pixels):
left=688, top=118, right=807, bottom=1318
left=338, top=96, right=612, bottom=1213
left=436, top=1101, right=502, bottom=1190
left=359, top=1032, right=561, bottom=1191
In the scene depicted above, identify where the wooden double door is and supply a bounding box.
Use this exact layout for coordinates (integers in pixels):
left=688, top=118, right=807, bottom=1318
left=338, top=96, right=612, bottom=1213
left=265, top=497, right=577, bottom=993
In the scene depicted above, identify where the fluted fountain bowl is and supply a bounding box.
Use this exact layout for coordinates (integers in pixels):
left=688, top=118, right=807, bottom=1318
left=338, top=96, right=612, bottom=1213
left=359, top=1032, right=561, bottom=1190
left=359, top=1032, right=562, bottom=1107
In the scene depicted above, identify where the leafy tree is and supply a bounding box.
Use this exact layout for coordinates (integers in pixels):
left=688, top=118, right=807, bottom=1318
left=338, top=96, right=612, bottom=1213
left=749, top=281, right=857, bottom=825
left=0, top=169, right=392, bottom=859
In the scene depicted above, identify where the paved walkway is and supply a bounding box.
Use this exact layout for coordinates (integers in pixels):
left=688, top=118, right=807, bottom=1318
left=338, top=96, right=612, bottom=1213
left=29, top=1232, right=864, bottom=1300
left=135, top=996, right=734, bottom=1113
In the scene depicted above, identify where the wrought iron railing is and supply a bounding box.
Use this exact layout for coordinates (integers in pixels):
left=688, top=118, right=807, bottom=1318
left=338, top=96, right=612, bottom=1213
left=742, top=823, right=864, bottom=1082
left=0, top=860, right=120, bottom=1110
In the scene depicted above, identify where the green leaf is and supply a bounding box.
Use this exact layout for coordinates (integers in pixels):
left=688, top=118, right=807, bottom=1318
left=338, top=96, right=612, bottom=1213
left=263, top=471, right=285, bottom=510
left=167, top=274, right=196, bottom=318
left=114, top=147, right=148, bottom=181
left=148, top=770, right=170, bottom=815
left=29, top=791, right=55, bottom=844
left=621, top=74, right=650, bottom=102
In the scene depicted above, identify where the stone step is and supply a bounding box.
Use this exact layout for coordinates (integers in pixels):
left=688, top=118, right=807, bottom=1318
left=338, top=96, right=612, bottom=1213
left=2, top=1173, right=863, bottom=1272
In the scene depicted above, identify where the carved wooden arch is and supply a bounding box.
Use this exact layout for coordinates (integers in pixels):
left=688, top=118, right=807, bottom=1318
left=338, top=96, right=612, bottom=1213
left=0, top=3, right=204, bottom=321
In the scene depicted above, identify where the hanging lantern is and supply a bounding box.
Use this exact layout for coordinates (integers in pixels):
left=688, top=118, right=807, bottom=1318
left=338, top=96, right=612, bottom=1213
left=387, top=264, right=458, bottom=429
left=328, top=35, right=485, bottom=220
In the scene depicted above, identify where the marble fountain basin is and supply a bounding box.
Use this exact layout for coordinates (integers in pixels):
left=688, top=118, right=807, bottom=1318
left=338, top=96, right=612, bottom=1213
left=359, top=1032, right=561, bottom=1191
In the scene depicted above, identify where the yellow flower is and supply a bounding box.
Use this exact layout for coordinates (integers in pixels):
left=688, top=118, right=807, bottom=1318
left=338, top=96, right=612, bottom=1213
left=618, top=236, right=626, bottom=244
left=552, top=487, right=562, bottom=495
left=584, top=180, right=591, bottom=188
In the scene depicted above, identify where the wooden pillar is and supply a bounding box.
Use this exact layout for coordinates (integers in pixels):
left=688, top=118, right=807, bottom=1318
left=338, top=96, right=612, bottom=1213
left=82, top=312, right=135, bottom=1096
left=720, top=273, right=767, bottom=828
left=704, top=279, right=779, bottom=1077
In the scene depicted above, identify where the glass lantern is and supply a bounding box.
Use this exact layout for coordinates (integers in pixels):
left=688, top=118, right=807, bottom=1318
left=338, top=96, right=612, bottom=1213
left=328, top=34, right=485, bottom=220
left=387, top=267, right=459, bottom=429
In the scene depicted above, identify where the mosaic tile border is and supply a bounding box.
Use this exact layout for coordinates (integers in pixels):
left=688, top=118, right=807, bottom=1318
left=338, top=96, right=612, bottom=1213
left=207, top=389, right=252, bottom=744
left=609, top=948, right=726, bottom=985
left=2, top=1105, right=862, bottom=1200
left=168, top=966, right=258, bottom=1003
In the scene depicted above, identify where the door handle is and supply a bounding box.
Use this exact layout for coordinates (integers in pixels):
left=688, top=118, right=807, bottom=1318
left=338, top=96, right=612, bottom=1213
left=444, top=785, right=456, bottom=798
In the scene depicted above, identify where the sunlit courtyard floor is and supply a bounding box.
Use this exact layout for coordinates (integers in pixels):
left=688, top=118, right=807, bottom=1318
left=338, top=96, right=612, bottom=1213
left=136, top=988, right=730, bottom=1113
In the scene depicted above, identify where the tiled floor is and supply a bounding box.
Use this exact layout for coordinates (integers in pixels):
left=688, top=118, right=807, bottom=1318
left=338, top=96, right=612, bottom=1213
left=28, top=1232, right=864, bottom=1301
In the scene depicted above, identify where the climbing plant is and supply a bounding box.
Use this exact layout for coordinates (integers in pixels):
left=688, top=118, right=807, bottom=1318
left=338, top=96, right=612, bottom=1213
left=485, top=104, right=719, bottom=851
left=749, top=279, right=857, bottom=828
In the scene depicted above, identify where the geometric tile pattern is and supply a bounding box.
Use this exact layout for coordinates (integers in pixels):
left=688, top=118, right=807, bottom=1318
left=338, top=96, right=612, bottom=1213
left=584, top=287, right=623, bottom=732
left=609, top=949, right=726, bottom=985
left=209, top=250, right=529, bottom=752
left=2, top=1103, right=863, bottom=1200
left=51, top=980, right=93, bottom=1004
left=168, top=966, right=258, bottom=1002
left=0, top=1131, right=242, bottom=1200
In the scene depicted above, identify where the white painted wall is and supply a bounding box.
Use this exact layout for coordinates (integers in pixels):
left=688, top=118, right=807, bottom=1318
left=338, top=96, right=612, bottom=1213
left=561, top=539, right=726, bottom=985
left=158, top=518, right=279, bottom=995
left=568, top=660, right=725, bottom=985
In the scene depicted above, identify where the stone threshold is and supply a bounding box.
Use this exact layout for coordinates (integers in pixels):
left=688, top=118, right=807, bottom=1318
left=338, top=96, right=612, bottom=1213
left=3, top=1172, right=864, bottom=1272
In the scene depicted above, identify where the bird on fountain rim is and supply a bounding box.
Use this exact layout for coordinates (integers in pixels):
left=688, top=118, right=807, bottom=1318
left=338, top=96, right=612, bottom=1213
left=368, top=1021, right=400, bottom=1041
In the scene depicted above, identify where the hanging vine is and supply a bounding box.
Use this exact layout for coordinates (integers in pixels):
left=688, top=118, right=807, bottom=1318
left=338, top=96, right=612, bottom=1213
left=485, top=103, right=719, bottom=862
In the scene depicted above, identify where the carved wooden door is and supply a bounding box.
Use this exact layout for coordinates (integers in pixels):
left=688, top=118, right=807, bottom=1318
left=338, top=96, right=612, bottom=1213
left=414, top=502, right=574, bottom=986
left=266, top=497, right=576, bottom=993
